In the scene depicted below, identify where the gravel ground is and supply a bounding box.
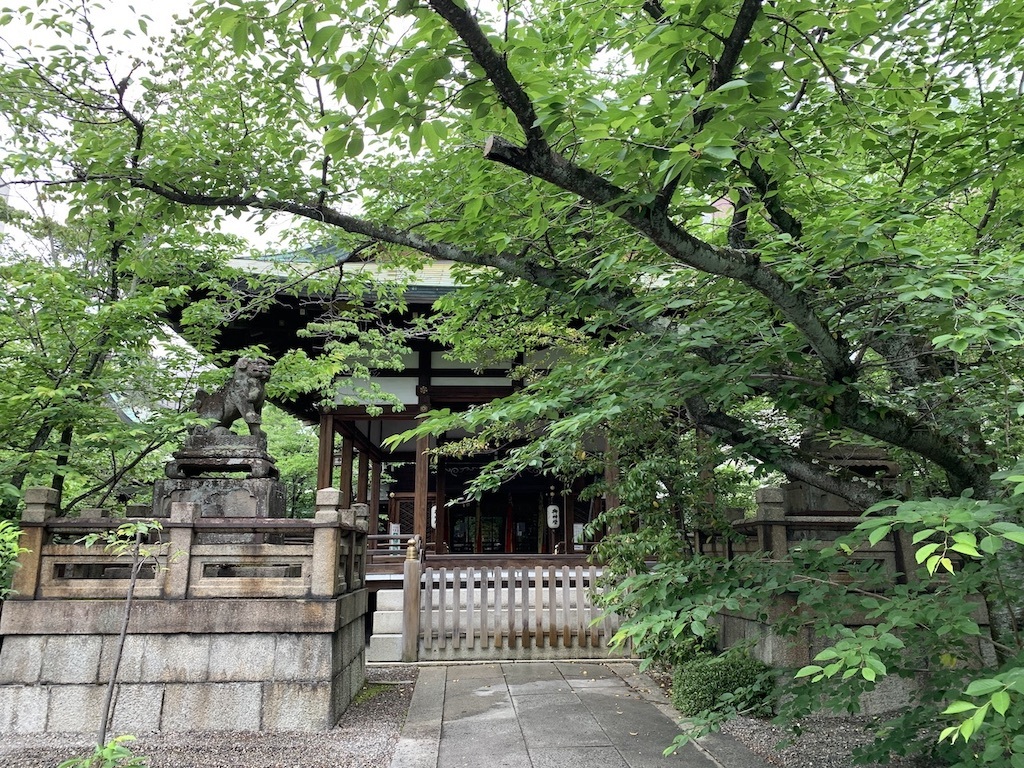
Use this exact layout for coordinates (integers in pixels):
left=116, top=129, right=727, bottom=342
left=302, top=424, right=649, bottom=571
left=0, top=666, right=417, bottom=768
left=643, top=667, right=930, bottom=768
left=2, top=663, right=931, bottom=768
left=720, top=715, right=929, bottom=768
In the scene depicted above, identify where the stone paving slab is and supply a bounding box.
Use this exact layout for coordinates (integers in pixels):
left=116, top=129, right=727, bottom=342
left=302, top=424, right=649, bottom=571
left=391, top=661, right=775, bottom=768
left=514, top=692, right=612, bottom=749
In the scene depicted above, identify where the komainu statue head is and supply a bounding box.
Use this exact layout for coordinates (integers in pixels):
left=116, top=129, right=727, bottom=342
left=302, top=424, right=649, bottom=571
left=192, top=358, right=272, bottom=437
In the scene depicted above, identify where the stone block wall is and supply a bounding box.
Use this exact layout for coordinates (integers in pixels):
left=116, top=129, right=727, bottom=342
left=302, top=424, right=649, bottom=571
left=0, top=590, right=366, bottom=734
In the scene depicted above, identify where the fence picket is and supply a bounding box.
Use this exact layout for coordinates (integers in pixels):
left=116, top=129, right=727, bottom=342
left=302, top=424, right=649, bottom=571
left=466, top=568, right=476, bottom=649
left=547, top=566, right=557, bottom=648
left=507, top=570, right=516, bottom=649
left=520, top=569, right=531, bottom=649
left=491, top=573, right=499, bottom=651
left=575, top=565, right=586, bottom=649
left=589, top=565, right=599, bottom=647
left=561, top=566, right=571, bottom=648
left=452, top=569, right=462, bottom=649
left=438, top=569, right=447, bottom=650
left=423, top=567, right=434, bottom=650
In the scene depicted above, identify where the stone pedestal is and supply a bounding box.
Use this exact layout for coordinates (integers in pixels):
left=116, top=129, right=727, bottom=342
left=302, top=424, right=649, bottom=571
left=153, top=478, right=286, bottom=520
left=165, top=434, right=278, bottom=480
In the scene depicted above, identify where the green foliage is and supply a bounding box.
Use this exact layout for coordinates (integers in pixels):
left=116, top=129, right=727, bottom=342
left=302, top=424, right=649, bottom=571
left=262, top=405, right=318, bottom=517
left=0, top=201, right=228, bottom=516
left=5, top=0, right=1024, bottom=762
left=78, top=520, right=166, bottom=560
left=0, top=519, right=27, bottom=599
left=57, top=735, right=147, bottom=768
left=605, top=464, right=1024, bottom=765
left=671, top=651, right=773, bottom=718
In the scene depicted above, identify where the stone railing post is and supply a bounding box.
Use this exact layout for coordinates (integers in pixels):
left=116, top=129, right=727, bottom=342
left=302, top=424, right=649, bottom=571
left=350, top=503, right=369, bottom=590
left=11, top=487, right=60, bottom=600
left=754, top=486, right=787, bottom=556
left=402, top=538, right=421, bottom=663
left=311, top=488, right=343, bottom=598
left=165, top=502, right=199, bottom=599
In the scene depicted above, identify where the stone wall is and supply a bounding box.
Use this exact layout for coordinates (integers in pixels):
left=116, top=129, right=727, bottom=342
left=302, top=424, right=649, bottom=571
left=0, top=591, right=366, bottom=733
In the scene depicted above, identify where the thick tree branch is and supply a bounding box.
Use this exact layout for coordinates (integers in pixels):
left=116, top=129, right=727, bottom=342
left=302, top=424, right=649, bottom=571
left=656, top=0, right=763, bottom=211
left=744, top=158, right=803, bottom=239
left=706, top=0, right=763, bottom=94
left=428, top=0, right=547, bottom=150
left=686, top=398, right=889, bottom=509
left=483, top=135, right=852, bottom=382
left=85, top=170, right=990, bottom=498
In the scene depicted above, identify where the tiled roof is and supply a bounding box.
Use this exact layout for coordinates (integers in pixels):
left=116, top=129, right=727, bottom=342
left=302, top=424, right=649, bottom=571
left=229, top=254, right=464, bottom=302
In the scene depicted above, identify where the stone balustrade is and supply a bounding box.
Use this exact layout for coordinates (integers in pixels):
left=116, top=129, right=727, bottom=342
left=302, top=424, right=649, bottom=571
left=11, top=488, right=369, bottom=603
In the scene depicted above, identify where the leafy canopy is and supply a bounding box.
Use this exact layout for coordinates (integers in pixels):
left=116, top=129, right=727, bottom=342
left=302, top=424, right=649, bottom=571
left=5, top=1, right=1024, bottom=763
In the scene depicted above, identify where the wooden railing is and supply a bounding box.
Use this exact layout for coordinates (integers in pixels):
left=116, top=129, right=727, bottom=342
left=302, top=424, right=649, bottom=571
left=367, top=532, right=422, bottom=572
left=11, top=488, right=369, bottom=601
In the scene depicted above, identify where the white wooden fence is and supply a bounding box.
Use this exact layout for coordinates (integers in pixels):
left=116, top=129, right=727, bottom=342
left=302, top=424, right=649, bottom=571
left=406, top=564, right=627, bottom=659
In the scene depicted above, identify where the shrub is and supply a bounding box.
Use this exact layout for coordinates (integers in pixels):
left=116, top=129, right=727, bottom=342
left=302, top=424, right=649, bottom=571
left=659, top=628, right=717, bottom=669
left=672, top=651, right=773, bottom=717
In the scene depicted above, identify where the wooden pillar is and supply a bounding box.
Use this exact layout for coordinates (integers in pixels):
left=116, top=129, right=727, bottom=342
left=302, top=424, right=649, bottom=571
left=370, top=459, right=382, bottom=535
left=402, top=540, right=422, bottom=662
left=562, top=486, right=574, bottom=554
left=356, top=448, right=369, bottom=504
left=339, top=435, right=354, bottom=508
left=434, top=455, right=447, bottom=554
left=413, top=432, right=430, bottom=544
left=316, top=413, right=335, bottom=489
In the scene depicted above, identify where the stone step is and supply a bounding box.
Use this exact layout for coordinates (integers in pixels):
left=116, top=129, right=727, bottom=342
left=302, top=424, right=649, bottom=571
left=371, top=609, right=404, bottom=634
left=366, top=633, right=403, bottom=663
left=375, top=589, right=405, bottom=611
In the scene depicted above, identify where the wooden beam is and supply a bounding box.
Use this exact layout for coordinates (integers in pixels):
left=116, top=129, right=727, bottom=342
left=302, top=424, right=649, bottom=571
left=316, top=412, right=335, bottom=489
left=413, top=432, right=430, bottom=544
left=327, top=405, right=417, bottom=420
left=434, top=454, right=447, bottom=554
left=428, top=386, right=514, bottom=403
left=370, top=460, right=382, bottom=535
left=357, top=448, right=369, bottom=504
left=564, top=483, right=577, bottom=553
left=604, top=434, right=620, bottom=533
left=334, top=420, right=384, bottom=463
left=340, top=437, right=354, bottom=508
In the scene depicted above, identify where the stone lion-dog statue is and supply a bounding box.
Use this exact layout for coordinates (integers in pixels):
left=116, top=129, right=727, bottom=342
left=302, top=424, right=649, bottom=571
left=192, top=358, right=272, bottom=438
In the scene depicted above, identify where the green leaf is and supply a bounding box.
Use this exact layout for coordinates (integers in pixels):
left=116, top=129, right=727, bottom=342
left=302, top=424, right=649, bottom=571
left=230, top=18, right=250, bottom=56
left=715, top=79, right=750, bottom=92
left=964, top=679, right=1003, bottom=696
left=980, top=535, right=1003, bottom=554
left=868, top=524, right=892, bottom=546
left=344, top=75, right=364, bottom=108
left=795, top=665, right=823, bottom=678
left=991, top=690, right=1011, bottom=716
left=949, top=542, right=980, bottom=558
left=943, top=700, right=977, bottom=715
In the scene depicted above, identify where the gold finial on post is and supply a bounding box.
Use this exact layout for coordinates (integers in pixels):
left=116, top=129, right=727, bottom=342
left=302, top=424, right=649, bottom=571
left=406, top=538, right=418, bottom=561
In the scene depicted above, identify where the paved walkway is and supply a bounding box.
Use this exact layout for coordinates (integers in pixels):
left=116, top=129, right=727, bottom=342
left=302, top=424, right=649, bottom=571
left=389, top=661, right=772, bottom=768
